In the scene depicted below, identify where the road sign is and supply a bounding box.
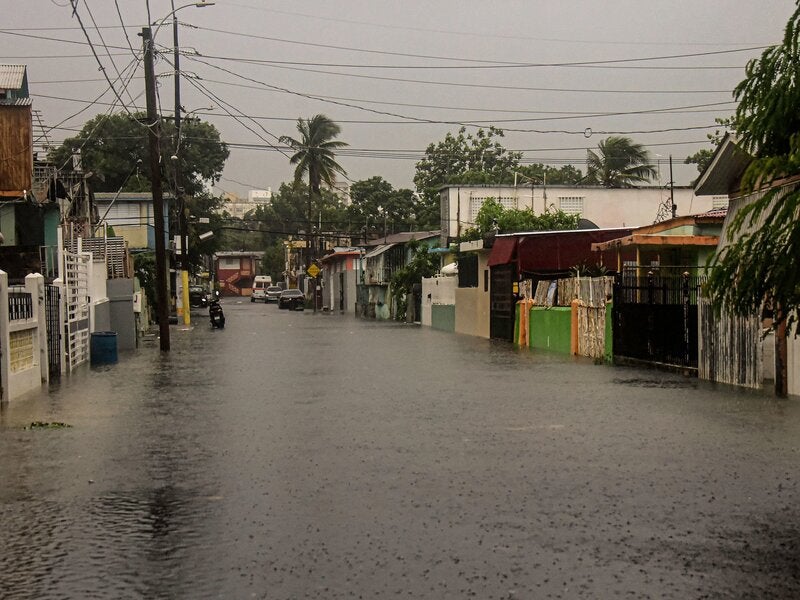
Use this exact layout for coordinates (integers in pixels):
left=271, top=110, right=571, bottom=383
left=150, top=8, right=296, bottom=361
left=307, top=264, right=320, bottom=278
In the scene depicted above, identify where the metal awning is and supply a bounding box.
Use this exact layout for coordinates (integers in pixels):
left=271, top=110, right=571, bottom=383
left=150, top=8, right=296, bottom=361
left=363, top=243, right=396, bottom=259
left=487, top=236, right=517, bottom=267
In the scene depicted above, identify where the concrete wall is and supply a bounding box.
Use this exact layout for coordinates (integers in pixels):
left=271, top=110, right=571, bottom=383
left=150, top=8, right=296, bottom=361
left=529, top=307, right=572, bottom=354
left=441, top=185, right=718, bottom=241
left=421, top=276, right=457, bottom=329
left=0, top=272, right=48, bottom=402
left=431, top=304, right=456, bottom=332
left=107, top=278, right=136, bottom=350
left=454, top=287, right=490, bottom=338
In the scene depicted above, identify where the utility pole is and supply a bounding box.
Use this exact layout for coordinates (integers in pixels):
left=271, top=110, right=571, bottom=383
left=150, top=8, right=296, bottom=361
left=172, top=2, right=191, bottom=326
left=669, top=155, right=676, bottom=219
left=142, top=27, right=170, bottom=351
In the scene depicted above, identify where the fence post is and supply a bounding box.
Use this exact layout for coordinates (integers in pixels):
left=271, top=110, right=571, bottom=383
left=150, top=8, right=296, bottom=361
left=682, top=271, right=690, bottom=367
left=0, top=270, right=8, bottom=401
left=53, top=278, right=66, bottom=376
left=26, top=273, right=48, bottom=385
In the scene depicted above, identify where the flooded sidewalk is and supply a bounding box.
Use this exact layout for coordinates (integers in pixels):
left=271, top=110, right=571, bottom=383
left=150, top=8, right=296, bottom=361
left=1, top=299, right=798, bottom=598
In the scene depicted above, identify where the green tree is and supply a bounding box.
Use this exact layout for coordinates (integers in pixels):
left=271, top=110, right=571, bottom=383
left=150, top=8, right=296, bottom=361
left=414, top=127, right=521, bottom=228
left=48, top=112, right=228, bottom=196
left=348, top=176, right=417, bottom=238
left=279, top=114, right=348, bottom=262
left=706, top=4, right=800, bottom=326
left=517, top=163, right=584, bottom=185
left=389, top=240, right=439, bottom=321
left=585, top=136, right=656, bottom=187
left=684, top=149, right=715, bottom=175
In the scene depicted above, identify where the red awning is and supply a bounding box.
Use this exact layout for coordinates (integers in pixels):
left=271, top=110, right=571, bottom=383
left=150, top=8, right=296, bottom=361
left=487, top=236, right=518, bottom=267
left=517, top=229, right=633, bottom=272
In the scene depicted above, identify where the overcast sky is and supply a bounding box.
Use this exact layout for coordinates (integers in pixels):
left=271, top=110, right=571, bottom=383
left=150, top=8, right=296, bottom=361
left=3, top=0, right=796, bottom=198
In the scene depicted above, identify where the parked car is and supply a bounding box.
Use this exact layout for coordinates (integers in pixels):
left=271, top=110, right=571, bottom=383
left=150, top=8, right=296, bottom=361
left=278, top=288, right=305, bottom=310
left=265, top=285, right=283, bottom=303
left=189, top=285, right=208, bottom=308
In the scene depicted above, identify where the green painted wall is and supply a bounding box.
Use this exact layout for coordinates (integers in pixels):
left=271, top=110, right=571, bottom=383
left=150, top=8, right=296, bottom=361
left=44, top=207, right=60, bottom=248
left=431, top=304, right=456, bottom=332
left=529, top=307, right=572, bottom=354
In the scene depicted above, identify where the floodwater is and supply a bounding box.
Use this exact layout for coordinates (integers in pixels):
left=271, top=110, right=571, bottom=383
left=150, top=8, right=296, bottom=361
left=1, top=299, right=799, bottom=599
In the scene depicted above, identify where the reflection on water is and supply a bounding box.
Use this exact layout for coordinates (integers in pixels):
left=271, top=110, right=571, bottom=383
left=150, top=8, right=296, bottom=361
left=0, top=301, right=798, bottom=598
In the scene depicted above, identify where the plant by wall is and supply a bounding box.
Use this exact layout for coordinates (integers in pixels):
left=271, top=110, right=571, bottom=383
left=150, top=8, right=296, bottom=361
left=389, top=241, right=439, bottom=321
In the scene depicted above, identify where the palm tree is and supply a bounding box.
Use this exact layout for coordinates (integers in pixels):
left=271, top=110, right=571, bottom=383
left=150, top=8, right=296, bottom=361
left=585, top=136, right=657, bottom=187
left=280, top=115, right=347, bottom=266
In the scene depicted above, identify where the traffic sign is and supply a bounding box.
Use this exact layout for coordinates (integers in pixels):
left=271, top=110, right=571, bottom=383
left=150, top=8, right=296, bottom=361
left=307, top=264, right=320, bottom=278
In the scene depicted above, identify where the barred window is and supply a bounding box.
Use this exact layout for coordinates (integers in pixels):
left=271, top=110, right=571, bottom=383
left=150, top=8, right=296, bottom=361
left=558, top=196, right=585, bottom=214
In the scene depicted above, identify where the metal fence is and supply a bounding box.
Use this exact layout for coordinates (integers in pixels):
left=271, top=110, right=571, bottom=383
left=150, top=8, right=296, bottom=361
left=8, top=287, right=33, bottom=321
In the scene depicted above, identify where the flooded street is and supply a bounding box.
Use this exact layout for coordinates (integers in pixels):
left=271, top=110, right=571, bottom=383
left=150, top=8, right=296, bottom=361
left=1, top=298, right=799, bottom=599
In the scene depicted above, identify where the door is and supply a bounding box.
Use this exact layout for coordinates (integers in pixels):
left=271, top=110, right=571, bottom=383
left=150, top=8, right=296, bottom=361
left=490, top=264, right=515, bottom=341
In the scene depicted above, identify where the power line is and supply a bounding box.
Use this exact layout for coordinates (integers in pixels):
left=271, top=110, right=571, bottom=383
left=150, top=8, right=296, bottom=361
left=184, top=55, right=731, bottom=135
left=194, top=53, right=735, bottom=94
left=191, top=23, right=770, bottom=67
left=68, top=0, right=135, bottom=117
left=219, top=3, right=771, bottom=48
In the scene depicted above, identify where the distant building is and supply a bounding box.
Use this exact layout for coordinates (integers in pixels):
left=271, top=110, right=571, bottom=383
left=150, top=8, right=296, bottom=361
left=223, top=188, right=272, bottom=219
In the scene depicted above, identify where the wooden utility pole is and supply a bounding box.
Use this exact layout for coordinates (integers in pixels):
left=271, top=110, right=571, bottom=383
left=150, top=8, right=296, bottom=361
left=173, top=5, right=191, bottom=326
left=142, top=27, right=170, bottom=351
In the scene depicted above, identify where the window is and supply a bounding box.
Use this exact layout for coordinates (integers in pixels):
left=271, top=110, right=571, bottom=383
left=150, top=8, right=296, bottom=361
left=219, top=257, right=239, bottom=269
left=458, top=254, right=478, bottom=288
left=469, top=196, right=518, bottom=223
left=558, top=196, right=584, bottom=215
left=712, top=195, right=729, bottom=209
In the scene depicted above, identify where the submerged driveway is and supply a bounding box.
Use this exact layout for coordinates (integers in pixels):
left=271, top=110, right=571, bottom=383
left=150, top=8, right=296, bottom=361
left=1, top=299, right=798, bottom=598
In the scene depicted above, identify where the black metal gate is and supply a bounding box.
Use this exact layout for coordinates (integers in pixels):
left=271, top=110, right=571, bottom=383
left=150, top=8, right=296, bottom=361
left=612, top=270, right=702, bottom=369
left=490, top=264, right=516, bottom=341
left=45, top=284, right=61, bottom=379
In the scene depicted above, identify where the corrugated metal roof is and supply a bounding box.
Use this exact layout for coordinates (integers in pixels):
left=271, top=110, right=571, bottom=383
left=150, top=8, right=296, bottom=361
left=0, top=98, right=32, bottom=106
left=363, top=244, right=396, bottom=259
left=0, top=65, right=26, bottom=89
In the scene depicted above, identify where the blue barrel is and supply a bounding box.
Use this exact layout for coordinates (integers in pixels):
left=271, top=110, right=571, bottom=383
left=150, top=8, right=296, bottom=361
left=90, top=331, right=118, bottom=365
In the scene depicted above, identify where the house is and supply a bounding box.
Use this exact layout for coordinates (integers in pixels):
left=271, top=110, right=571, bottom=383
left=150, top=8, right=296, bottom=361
left=438, top=184, right=724, bottom=246
left=586, top=210, right=727, bottom=371
left=591, top=209, right=727, bottom=274
left=94, top=192, right=172, bottom=251
left=693, top=134, right=800, bottom=396
left=358, top=231, right=440, bottom=320
left=319, top=247, right=363, bottom=313
left=214, top=251, right=264, bottom=297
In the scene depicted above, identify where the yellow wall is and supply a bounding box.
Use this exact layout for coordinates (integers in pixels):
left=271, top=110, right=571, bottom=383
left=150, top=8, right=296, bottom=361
left=115, top=226, right=149, bottom=249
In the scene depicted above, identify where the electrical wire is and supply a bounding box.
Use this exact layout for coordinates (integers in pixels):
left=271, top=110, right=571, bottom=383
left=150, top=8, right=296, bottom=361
left=184, top=55, right=730, bottom=135
left=83, top=0, right=137, bottom=106
left=220, top=3, right=770, bottom=48
left=114, top=0, right=139, bottom=59
left=195, top=53, right=734, bottom=94
left=68, top=0, right=135, bottom=117
left=191, top=23, right=770, bottom=67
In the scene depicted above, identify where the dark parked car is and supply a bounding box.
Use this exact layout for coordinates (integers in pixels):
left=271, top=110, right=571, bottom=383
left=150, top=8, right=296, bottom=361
left=278, top=288, right=305, bottom=310
left=188, top=285, right=208, bottom=308
left=265, top=285, right=283, bottom=303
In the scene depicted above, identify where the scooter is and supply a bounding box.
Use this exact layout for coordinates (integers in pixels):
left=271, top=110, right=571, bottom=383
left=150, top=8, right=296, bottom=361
left=209, top=300, right=225, bottom=328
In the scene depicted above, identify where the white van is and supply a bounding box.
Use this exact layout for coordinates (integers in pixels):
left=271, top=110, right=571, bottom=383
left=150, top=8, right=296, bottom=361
left=251, top=275, right=273, bottom=302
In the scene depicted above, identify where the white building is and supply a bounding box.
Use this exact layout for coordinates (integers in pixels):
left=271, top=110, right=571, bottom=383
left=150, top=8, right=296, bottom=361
left=224, top=188, right=272, bottom=219
left=439, top=184, right=728, bottom=243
